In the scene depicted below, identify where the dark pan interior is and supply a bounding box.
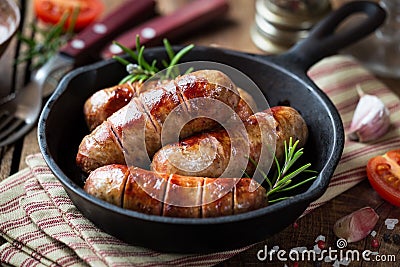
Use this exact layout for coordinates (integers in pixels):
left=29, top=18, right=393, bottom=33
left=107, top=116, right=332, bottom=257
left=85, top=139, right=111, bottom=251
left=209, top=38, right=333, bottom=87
left=39, top=46, right=343, bottom=253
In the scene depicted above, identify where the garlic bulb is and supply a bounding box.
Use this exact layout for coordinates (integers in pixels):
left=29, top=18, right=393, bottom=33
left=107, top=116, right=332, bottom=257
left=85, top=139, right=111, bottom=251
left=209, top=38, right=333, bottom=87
left=348, top=87, right=390, bottom=142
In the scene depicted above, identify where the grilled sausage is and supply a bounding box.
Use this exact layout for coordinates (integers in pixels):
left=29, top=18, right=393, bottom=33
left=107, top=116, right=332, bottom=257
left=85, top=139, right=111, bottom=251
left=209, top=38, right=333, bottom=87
left=84, top=164, right=268, bottom=218
left=84, top=85, right=257, bottom=132
left=235, top=88, right=257, bottom=121
left=151, top=106, right=308, bottom=178
left=84, top=82, right=141, bottom=131
left=76, top=70, right=240, bottom=173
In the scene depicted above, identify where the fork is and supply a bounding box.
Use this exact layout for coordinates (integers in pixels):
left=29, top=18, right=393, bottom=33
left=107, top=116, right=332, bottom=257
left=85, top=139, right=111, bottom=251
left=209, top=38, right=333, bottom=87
left=0, top=66, right=45, bottom=147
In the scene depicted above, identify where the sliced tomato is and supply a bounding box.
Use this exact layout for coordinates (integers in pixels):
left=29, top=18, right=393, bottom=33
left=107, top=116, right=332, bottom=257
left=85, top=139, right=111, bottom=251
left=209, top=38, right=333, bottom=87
left=34, top=0, right=104, bottom=31
left=367, top=149, right=400, bottom=207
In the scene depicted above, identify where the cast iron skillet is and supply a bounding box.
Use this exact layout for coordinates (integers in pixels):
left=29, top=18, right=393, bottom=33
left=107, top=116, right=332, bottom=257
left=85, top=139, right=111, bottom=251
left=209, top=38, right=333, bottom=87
left=38, top=1, right=385, bottom=253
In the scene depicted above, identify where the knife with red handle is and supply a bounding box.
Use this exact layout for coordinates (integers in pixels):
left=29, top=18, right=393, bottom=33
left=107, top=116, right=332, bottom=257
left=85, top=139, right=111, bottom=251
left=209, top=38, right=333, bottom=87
left=60, top=0, right=156, bottom=66
left=101, top=0, right=229, bottom=59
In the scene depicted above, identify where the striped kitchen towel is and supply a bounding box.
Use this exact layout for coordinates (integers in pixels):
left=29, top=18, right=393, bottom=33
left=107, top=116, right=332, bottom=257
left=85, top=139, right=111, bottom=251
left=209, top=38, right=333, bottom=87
left=0, top=55, right=399, bottom=266
left=305, top=55, right=400, bottom=214
left=0, top=155, right=248, bottom=266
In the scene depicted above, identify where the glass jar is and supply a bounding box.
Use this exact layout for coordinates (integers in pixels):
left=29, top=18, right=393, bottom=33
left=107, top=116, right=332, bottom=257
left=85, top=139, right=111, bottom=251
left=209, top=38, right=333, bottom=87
left=343, top=0, right=400, bottom=78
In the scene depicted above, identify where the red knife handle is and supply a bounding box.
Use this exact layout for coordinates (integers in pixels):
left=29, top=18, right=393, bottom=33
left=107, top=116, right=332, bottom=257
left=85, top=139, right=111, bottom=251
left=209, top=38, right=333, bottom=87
left=101, top=0, right=229, bottom=59
left=61, top=0, right=156, bottom=65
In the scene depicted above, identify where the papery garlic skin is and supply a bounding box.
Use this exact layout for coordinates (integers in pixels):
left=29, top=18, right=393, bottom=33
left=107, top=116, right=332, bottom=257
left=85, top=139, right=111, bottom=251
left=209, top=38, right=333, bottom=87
left=333, top=207, right=379, bottom=243
left=348, top=93, right=390, bottom=142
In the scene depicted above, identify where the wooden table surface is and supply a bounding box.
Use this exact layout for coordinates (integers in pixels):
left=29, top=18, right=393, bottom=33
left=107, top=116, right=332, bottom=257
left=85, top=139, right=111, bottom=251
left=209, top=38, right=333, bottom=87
left=1, top=0, right=399, bottom=266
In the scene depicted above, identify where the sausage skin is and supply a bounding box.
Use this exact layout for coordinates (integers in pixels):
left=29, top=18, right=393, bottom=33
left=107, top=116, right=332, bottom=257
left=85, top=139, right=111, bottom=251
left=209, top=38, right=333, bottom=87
left=84, top=85, right=257, bottom=133
left=235, top=88, right=257, bottom=121
left=151, top=106, right=308, bottom=178
left=84, top=164, right=268, bottom=218
left=84, top=82, right=141, bottom=131
left=76, top=70, right=240, bottom=173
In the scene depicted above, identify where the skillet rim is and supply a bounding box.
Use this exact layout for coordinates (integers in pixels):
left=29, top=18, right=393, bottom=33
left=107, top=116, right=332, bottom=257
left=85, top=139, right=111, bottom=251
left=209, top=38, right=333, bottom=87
left=38, top=45, right=344, bottom=225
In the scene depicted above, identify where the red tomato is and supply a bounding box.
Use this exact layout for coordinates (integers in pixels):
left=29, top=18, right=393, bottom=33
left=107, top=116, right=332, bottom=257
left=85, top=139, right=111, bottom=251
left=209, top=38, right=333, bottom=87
left=367, top=149, right=400, bottom=207
left=34, top=0, right=104, bottom=31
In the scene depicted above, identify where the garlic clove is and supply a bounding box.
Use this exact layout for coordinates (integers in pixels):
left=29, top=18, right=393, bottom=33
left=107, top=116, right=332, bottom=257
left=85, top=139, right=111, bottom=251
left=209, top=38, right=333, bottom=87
left=333, top=207, right=379, bottom=243
left=348, top=88, right=390, bottom=142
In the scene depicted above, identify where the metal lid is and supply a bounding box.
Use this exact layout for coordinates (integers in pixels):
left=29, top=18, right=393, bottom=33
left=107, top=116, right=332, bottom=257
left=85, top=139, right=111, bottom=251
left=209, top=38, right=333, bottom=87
left=254, top=12, right=309, bottom=46
left=256, top=0, right=331, bottom=30
left=250, top=24, right=290, bottom=54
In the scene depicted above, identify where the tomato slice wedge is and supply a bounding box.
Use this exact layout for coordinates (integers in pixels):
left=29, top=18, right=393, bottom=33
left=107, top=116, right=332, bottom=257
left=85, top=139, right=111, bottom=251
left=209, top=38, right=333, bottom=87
left=367, top=149, right=400, bottom=207
left=34, top=0, right=104, bottom=31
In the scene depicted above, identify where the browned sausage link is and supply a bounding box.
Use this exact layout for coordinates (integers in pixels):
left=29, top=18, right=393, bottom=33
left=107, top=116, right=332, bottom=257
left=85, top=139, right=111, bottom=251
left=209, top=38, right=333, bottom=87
left=84, top=82, right=140, bottom=131
left=83, top=164, right=129, bottom=207
left=84, top=165, right=268, bottom=218
left=235, top=88, right=257, bottom=121
left=123, top=166, right=168, bottom=216
left=83, top=80, right=174, bottom=131
left=76, top=121, right=126, bottom=173
left=76, top=70, right=240, bottom=173
left=84, top=83, right=254, bottom=133
left=151, top=128, right=232, bottom=177
left=151, top=106, right=308, bottom=178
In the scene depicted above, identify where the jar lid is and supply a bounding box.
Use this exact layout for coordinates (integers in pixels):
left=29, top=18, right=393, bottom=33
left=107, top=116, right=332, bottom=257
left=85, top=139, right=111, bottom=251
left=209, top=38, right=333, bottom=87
left=254, top=12, right=309, bottom=46
left=256, top=0, right=331, bottom=30
left=250, top=24, right=290, bottom=54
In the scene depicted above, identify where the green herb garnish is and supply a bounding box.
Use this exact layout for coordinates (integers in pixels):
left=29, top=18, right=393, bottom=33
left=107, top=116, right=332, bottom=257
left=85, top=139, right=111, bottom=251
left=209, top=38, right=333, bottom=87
left=249, top=137, right=317, bottom=203
left=16, top=10, right=78, bottom=70
left=112, top=36, right=194, bottom=84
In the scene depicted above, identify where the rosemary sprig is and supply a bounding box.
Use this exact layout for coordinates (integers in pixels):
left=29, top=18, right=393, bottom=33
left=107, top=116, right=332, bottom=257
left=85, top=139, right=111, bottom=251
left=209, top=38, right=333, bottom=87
left=16, top=10, right=78, bottom=70
left=249, top=137, right=317, bottom=203
left=112, top=36, right=194, bottom=84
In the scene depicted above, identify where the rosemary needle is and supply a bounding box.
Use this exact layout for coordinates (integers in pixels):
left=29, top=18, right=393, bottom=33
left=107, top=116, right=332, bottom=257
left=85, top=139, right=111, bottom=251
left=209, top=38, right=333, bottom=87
left=113, top=35, right=194, bottom=84
left=248, top=137, right=317, bottom=203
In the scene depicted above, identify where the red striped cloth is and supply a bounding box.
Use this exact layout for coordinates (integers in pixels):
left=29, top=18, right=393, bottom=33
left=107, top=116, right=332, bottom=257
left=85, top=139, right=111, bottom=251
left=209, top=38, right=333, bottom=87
left=1, top=55, right=399, bottom=266
left=305, top=55, right=400, bottom=215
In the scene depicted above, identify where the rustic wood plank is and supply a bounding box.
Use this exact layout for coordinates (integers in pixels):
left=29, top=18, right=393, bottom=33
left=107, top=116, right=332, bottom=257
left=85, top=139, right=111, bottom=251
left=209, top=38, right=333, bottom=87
left=0, top=147, right=14, bottom=181
left=182, top=0, right=259, bottom=54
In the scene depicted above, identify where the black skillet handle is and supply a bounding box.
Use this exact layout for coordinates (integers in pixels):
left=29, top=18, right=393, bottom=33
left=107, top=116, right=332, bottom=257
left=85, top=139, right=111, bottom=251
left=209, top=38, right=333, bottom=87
left=270, top=1, right=386, bottom=72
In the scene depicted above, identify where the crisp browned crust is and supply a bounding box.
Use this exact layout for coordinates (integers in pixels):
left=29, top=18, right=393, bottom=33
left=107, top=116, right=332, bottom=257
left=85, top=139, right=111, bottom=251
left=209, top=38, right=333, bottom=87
left=76, top=70, right=240, bottom=173
left=151, top=106, right=308, bottom=178
left=84, top=165, right=268, bottom=218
